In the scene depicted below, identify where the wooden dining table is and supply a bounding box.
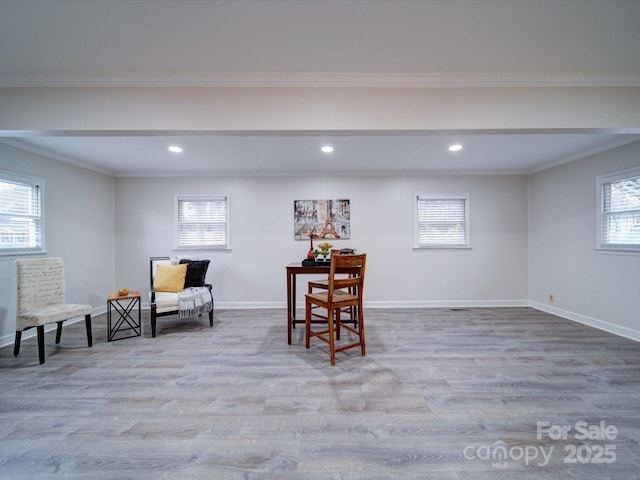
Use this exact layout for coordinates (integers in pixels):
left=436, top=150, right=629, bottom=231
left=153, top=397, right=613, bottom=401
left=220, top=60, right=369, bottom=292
left=285, top=262, right=331, bottom=344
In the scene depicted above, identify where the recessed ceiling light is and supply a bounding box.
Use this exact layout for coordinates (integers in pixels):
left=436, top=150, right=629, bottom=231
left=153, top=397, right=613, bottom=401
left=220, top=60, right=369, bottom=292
left=448, top=144, right=463, bottom=152
left=321, top=146, right=334, bottom=153
left=168, top=145, right=183, bottom=153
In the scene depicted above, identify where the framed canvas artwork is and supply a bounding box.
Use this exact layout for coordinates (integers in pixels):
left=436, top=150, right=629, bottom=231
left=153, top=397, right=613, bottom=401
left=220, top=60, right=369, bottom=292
left=294, top=199, right=350, bottom=240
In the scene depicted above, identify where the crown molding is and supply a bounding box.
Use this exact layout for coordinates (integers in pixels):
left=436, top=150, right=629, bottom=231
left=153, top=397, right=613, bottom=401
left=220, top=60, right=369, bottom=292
left=0, top=138, right=114, bottom=176
left=1, top=72, right=640, bottom=88
left=528, top=134, right=640, bottom=174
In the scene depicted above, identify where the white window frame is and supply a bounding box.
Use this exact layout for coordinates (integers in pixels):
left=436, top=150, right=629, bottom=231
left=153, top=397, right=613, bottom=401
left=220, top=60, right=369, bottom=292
left=596, top=167, right=640, bottom=254
left=174, top=194, right=230, bottom=251
left=414, top=193, right=470, bottom=250
left=0, top=170, right=45, bottom=256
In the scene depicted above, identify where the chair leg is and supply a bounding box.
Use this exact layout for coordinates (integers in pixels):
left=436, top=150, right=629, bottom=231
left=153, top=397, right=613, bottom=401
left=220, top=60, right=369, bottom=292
left=209, top=309, right=213, bottom=327
left=359, top=306, right=366, bottom=357
left=305, top=300, right=311, bottom=348
left=13, top=331, right=22, bottom=356
left=335, top=308, right=341, bottom=340
left=328, top=308, right=336, bottom=366
left=85, top=314, right=93, bottom=347
left=37, top=325, right=45, bottom=365
left=55, top=321, right=63, bottom=344
left=151, top=304, right=157, bottom=338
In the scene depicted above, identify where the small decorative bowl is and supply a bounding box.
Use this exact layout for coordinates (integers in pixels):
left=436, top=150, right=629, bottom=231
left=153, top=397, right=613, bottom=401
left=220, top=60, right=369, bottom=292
left=118, top=288, right=129, bottom=296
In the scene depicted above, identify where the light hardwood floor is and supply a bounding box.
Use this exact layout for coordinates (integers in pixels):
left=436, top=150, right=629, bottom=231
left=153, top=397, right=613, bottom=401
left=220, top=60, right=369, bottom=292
left=1, top=307, right=639, bottom=479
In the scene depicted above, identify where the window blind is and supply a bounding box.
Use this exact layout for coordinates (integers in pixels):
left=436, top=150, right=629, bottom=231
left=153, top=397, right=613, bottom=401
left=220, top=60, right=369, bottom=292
left=416, top=195, right=469, bottom=248
left=0, top=176, right=42, bottom=252
left=602, top=174, right=640, bottom=247
left=177, top=196, right=228, bottom=249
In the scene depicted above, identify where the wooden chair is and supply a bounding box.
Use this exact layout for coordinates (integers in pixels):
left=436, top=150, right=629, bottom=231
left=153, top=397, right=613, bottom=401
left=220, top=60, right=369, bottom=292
left=149, top=257, right=213, bottom=337
left=307, top=249, right=357, bottom=326
left=14, top=257, right=92, bottom=365
left=305, top=253, right=366, bottom=366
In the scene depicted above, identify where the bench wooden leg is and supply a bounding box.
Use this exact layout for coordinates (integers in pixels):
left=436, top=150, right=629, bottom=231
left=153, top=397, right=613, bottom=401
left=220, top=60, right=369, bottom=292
left=85, top=314, right=93, bottom=347
left=13, top=331, right=22, bottom=356
left=37, top=325, right=45, bottom=365
left=55, top=321, right=63, bottom=344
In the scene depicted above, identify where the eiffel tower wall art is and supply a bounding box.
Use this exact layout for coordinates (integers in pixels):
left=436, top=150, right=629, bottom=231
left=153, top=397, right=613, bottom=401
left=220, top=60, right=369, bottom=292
left=294, top=199, right=351, bottom=240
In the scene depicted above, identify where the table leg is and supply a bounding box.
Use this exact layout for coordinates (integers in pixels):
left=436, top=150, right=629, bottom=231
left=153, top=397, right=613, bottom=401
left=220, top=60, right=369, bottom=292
left=107, top=302, right=112, bottom=339
left=287, top=272, right=293, bottom=344
left=138, top=296, right=141, bottom=334
left=292, top=273, right=297, bottom=327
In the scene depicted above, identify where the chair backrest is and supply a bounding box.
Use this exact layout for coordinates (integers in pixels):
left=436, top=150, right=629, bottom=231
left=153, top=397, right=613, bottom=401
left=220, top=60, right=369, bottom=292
left=327, top=253, right=366, bottom=297
left=16, top=257, right=66, bottom=314
left=149, top=256, right=172, bottom=290
left=329, top=249, right=360, bottom=275
left=149, top=256, right=211, bottom=291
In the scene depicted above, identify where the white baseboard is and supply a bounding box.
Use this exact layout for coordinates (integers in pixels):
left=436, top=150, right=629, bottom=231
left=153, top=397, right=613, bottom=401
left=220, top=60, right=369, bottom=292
left=529, top=301, right=640, bottom=342
left=363, top=299, right=530, bottom=309
left=153, top=299, right=530, bottom=310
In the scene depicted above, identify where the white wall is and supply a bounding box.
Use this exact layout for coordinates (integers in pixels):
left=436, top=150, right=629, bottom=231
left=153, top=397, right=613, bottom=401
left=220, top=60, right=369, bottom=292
left=0, top=143, right=115, bottom=345
left=529, top=140, right=640, bottom=340
left=115, top=174, right=529, bottom=308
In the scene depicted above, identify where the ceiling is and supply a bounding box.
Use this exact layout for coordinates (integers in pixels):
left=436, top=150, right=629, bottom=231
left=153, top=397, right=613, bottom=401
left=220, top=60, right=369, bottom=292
left=1, top=0, right=639, bottom=177
left=5, top=133, right=639, bottom=177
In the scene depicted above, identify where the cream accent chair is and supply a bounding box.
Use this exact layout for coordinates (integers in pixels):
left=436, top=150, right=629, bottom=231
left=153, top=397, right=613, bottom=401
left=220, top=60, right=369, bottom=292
left=14, top=257, right=93, bottom=365
left=149, top=256, right=213, bottom=337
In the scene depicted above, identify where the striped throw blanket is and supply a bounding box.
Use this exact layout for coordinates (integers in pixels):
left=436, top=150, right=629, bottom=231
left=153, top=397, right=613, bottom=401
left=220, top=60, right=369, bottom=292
left=178, top=287, right=213, bottom=319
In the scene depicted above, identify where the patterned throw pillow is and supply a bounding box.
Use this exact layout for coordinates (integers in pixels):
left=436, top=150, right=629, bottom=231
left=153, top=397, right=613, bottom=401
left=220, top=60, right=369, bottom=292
left=153, top=264, right=187, bottom=292
left=179, top=259, right=210, bottom=288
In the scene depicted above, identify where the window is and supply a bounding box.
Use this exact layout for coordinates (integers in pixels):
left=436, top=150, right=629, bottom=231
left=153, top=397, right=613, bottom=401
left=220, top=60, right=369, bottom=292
left=597, top=167, right=640, bottom=253
left=0, top=171, right=44, bottom=255
left=175, top=195, right=229, bottom=250
left=414, top=194, right=470, bottom=249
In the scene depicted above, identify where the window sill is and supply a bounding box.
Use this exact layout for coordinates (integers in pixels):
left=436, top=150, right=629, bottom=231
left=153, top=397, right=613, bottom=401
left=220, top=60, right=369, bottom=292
left=413, top=246, right=472, bottom=252
left=595, top=248, right=640, bottom=257
left=173, top=247, right=231, bottom=253
left=0, top=250, right=47, bottom=258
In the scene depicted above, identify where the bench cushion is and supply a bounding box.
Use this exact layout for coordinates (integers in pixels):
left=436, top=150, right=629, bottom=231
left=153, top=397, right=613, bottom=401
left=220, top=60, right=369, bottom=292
left=152, top=291, right=180, bottom=313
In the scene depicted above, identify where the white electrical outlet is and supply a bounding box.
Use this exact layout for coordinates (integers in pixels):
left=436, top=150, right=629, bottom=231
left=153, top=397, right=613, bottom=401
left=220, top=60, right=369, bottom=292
left=549, top=294, right=555, bottom=302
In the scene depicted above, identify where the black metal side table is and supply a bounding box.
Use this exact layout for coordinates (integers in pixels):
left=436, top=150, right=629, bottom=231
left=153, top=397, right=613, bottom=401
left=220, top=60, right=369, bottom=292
left=107, top=290, right=141, bottom=341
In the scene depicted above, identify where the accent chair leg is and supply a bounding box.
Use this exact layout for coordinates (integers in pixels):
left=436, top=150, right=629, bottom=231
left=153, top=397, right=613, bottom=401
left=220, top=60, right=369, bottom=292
left=55, top=321, right=63, bottom=344
left=209, top=309, right=213, bottom=327
left=37, top=325, right=45, bottom=365
left=13, top=331, right=22, bottom=356
left=85, top=314, right=93, bottom=347
left=151, top=305, right=157, bottom=338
